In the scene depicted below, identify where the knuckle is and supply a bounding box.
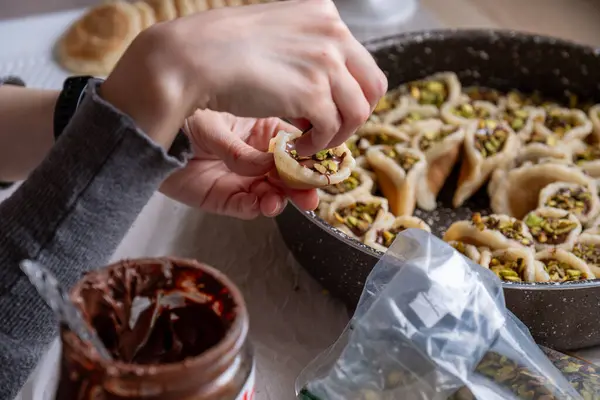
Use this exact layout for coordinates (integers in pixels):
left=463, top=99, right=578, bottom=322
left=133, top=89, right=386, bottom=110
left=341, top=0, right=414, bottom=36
left=346, top=101, right=371, bottom=127
left=322, top=19, right=350, bottom=41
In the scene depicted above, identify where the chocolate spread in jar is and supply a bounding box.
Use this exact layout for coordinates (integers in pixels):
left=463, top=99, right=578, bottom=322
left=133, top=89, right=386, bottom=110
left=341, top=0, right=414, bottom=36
left=55, top=257, right=253, bottom=400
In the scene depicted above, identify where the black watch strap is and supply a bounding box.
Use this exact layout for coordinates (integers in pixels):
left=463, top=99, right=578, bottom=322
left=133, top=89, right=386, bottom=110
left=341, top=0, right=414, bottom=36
left=53, top=76, right=94, bottom=141
left=0, top=76, right=27, bottom=189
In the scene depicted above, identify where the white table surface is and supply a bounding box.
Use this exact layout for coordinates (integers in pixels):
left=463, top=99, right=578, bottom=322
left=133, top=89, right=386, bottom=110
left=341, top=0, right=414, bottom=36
left=2, top=4, right=600, bottom=400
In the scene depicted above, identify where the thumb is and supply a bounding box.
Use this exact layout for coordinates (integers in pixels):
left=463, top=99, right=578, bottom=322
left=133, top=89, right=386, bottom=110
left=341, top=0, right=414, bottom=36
left=204, top=130, right=274, bottom=177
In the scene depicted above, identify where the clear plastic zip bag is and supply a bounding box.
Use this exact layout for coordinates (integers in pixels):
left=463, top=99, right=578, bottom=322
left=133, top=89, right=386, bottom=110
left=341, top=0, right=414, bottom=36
left=296, top=229, right=583, bottom=400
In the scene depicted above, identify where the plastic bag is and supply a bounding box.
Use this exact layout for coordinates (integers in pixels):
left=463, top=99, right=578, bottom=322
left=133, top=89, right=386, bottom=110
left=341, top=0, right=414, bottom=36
left=296, top=229, right=583, bottom=400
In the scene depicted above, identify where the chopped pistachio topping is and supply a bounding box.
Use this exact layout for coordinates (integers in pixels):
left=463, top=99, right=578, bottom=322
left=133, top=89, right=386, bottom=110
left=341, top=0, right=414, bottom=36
left=395, top=111, right=426, bottom=126
left=418, top=126, right=457, bottom=151
left=288, top=146, right=345, bottom=175
left=544, top=109, right=580, bottom=138
left=463, top=86, right=502, bottom=104
left=361, top=132, right=406, bottom=148
left=524, top=213, right=578, bottom=245
left=501, top=108, right=530, bottom=132
left=407, top=79, right=449, bottom=107
left=376, top=225, right=407, bottom=248
left=381, top=146, right=421, bottom=172
left=334, top=201, right=382, bottom=236
left=489, top=256, right=527, bottom=282
left=450, top=102, right=491, bottom=119
left=574, top=146, right=600, bottom=165
left=346, top=139, right=361, bottom=158
left=473, top=119, right=509, bottom=158
left=507, top=90, right=548, bottom=108
left=573, top=243, right=600, bottom=266
left=525, top=130, right=558, bottom=146
left=541, top=259, right=588, bottom=282
left=472, top=212, right=532, bottom=246
left=322, top=171, right=361, bottom=195
left=544, top=187, right=592, bottom=215
left=451, top=241, right=469, bottom=257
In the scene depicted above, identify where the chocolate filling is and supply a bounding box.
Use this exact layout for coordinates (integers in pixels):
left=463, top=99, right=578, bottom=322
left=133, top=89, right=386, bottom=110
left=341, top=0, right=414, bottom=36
left=489, top=256, right=526, bottom=282
left=573, top=243, right=600, bottom=267
left=286, top=140, right=346, bottom=183
left=334, top=201, right=382, bottom=237
left=540, top=259, right=588, bottom=282
left=545, top=187, right=593, bottom=216
left=473, top=120, right=509, bottom=158
left=375, top=225, right=407, bottom=248
left=524, top=213, right=577, bottom=245
left=472, top=213, right=532, bottom=246
left=322, top=171, right=361, bottom=195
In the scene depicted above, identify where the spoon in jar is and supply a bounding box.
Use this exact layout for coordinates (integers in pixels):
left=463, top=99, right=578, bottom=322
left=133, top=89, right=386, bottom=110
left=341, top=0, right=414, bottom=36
left=19, top=259, right=113, bottom=361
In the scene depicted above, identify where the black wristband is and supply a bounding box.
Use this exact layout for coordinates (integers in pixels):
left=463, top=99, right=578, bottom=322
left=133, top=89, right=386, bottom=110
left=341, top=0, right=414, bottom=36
left=53, top=76, right=94, bottom=141
left=0, top=76, right=27, bottom=189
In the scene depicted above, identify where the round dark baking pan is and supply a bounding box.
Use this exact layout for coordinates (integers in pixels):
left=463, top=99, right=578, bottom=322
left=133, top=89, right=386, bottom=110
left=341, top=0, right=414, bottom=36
left=275, top=29, right=600, bottom=352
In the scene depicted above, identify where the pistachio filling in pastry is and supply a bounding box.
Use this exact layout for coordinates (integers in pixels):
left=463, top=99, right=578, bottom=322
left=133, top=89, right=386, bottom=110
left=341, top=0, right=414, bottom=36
left=417, top=125, right=459, bottom=152
left=380, top=145, right=421, bottom=172
left=573, top=146, right=600, bottom=165
left=524, top=213, right=579, bottom=245
left=333, top=201, right=383, bottom=237
left=473, top=120, right=509, bottom=158
left=450, top=241, right=471, bottom=258
left=449, top=102, right=492, bottom=119
left=525, top=130, right=559, bottom=146
left=321, top=170, right=361, bottom=195
left=539, top=259, right=589, bottom=282
left=501, top=107, right=531, bottom=132
left=286, top=142, right=346, bottom=177
left=506, top=90, right=555, bottom=109
left=375, top=225, right=409, bottom=248
left=488, top=256, right=527, bottom=282
left=472, top=212, right=532, bottom=247
left=572, top=242, right=600, bottom=267
left=463, top=86, right=502, bottom=104
left=406, top=79, right=449, bottom=107
left=393, top=111, right=429, bottom=126
left=544, top=109, right=583, bottom=138
left=544, top=187, right=593, bottom=215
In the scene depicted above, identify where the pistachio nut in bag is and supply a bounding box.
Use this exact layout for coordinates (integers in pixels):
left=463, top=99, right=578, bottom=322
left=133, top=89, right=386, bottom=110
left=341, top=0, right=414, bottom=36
left=296, top=229, right=582, bottom=400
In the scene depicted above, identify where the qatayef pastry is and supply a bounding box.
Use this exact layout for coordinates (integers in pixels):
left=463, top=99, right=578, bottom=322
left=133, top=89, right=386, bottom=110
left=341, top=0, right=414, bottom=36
left=440, top=99, right=498, bottom=126
left=317, top=168, right=374, bottom=203
left=535, top=248, right=595, bottom=282
left=538, top=182, right=600, bottom=225
left=522, top=207, right=582, bottom=251
left=447, top=240, right=491, bottom=266
left=484, top=248, right=543, bottom=283
left=462, top=86, right=504, bottom=106
left=364, top=214, right=431, bottom=252
left=368, top=90, right=406, bottom=123
left=453, top=119, right=519, bottom=208
left=327, top=194, right=389, bottom=239
left=353, top=156, right=376, bottom=182
left=269, top=130, right=355, bottom=190
left=533, top=107, right=592, bottom=143
left=490, top=162, right=593, bottom=220
left=512, top=142, right=573, bottom=169
left=411, top=120, right=466, bottom=211
left=315, top=201, right=330, bottom=220
left=588, top=104, right=600, bottom=142
left=443, top=213, right=534, bottom=251
left=365, top=145, right=427, bottom=216
left=505, top=90, right=558, bottom=111
left=353, top=124, right=411, bottom=156
left=382, top=104, right=439, bottom=132
left=571, top=142, right=600, bottom=178
left=572, top=235, right=600, bottom=276
left=499, top=106, right=545, bottom=139
left=399, top=72, right=462, bottom=108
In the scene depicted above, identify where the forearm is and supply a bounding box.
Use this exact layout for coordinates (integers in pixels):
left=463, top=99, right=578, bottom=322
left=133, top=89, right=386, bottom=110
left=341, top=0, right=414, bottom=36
left=0, top=85, right=58, bottom=182
left=0, top=80, right=191, bottom=400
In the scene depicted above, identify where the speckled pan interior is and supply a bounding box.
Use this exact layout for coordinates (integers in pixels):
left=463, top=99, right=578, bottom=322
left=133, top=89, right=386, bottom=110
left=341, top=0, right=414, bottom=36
left=275, top=30, right=600, bottom=350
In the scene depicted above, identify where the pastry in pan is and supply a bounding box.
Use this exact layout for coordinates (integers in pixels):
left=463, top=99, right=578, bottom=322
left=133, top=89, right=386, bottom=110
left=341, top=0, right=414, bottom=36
left=381, top=104, right=440, bottom=132
left=326, top=194, right=389, bottom=239
left=440, top=99, right=498, bottom=126
left=490, top=162, right=593, bottom=220
left=533, top=107, right=592, bottom=143
left=571, top=142, right=600, bottom=178
left=447, top=240, right=491, bottom=266
left=353, top=156, right=377, bottom=182
left=354, top=123, right=411, bottom=154
left=365, top=145, right=426, bottom=216
left=317, top=167, right=374, bottom=203
left=56, top=1, right=142, bottom=76
left=411, top=120, right=466, bottom=211
left=133, top=1, right=157, bottom=29
left=443, top=213, right=534, bottom=251
left=588, top=104, right=600, bottom=143
left=462, top=86, right=504, bottom=106
left=269, top=130, right=355, bottom=190
left=453, top=119, right=519, bottom=208
left=368, top=90, right=407, bottom=123
left=145, top=0, right=178, bottom=21
left=484, top=248, right=543, bottom=283
left=536, top=248, right=595, bottom=282
left=364, top=214, right=431, bottom=252
left=512, top=141, right=573, bottom=168
left=505, top=90, right=558, bottom=111
left=538, top=181, right=600, bottom=226
left=522, top=207, right=582, bottom=251
left=499, top=106, right=545, bottom=139
left=399, top=72, right=463, bottom=108
left=572, top=235, right=600, bottom=276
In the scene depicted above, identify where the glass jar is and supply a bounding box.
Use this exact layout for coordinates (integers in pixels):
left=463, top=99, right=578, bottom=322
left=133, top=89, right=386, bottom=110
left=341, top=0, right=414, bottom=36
left=54, top=257, right=254, bottom=400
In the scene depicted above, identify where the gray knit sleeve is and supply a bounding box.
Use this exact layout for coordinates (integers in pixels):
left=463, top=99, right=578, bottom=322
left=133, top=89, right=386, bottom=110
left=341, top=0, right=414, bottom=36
left=0, top=79, right=192, bottom=400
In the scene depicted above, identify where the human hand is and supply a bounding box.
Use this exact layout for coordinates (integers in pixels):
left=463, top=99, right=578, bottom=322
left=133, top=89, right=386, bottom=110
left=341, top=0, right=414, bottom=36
left=100, top=0, right=387, bottom=156
left=160, top=110, right=319, bottom=220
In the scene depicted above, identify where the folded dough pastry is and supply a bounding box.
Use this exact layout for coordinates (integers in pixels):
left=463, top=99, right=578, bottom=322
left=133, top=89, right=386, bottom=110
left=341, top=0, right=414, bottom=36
left=443, top=213, right=534, bottom=250
left=364, top=214, right=431, bottom=252
left=462, top=86, right=504, bottom=106
left=522, top=207, right=582, bottom=251
left=365, top=145, right=427, bottom=216
left=382, top=104, right=439, bottom=133
left=505, top=90, right=558, bottom=111
left=399, top=72, right=463, bottom=108
left=446, top=240, right=491, bottom=266
left=133, top=1, right=157, bottom=29
left=145, top=0, right=178, bottom=21
left=571, top=141, right=600, bottom=178
left=56, top=1, right=142, bottom=76
left=440, top=99, right=498, bottom=126
left=327, top=194, right=389, bottom=239
left=317, top=167, right=374, bottom=203
left=354, top=123, right=411, bottom=154
left=368, top=90, right=406, bottom=123
left=536, top=248, right=595, bottom=282
left=490, top=162, right=592, bottom=219
left=588, top=104, right=600, bottom=143
left=572, top=234, right=600, bottom=276
left=453, top=119, right=519, bottom=208
left=499, top=106, right=545, bottom=139
left=411, top=120, right=466, bottom=211
left=539, top=181, right=600, bottom=225
left=269, top=130, right=355, bottom=190
left=532, top=107, right=592, bottom=143
left=353, top=156, right=377, bottom=182
left=484, top=248, right=542, bottom=283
